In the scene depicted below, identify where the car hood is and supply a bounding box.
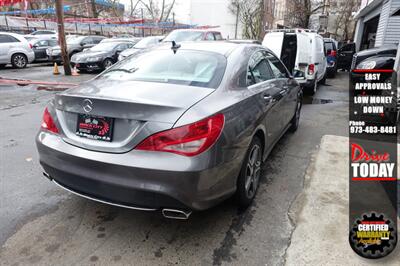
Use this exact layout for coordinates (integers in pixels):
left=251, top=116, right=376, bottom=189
left=73, top=51, right=107, bottom=59
left=356, top=45, right=398, bottom=57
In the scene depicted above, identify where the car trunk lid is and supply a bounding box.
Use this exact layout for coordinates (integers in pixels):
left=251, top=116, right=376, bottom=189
left=54, top=79, right=214, bottom=153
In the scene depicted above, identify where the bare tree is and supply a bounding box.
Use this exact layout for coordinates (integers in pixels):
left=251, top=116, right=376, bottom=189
left=90, top=0, right=123, bottom=18
left=332, top=0, right=360, bottom=41
left=229, top=0, right=264, bottom=40
left=139, top=0, right=176, bottom=22
left=130, top=0, right=141, bottom=16
left=286, top=0, right=326, bottom=28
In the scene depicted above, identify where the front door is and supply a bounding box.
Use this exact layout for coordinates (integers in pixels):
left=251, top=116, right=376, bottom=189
left=247, top=50, right=285, bottom=150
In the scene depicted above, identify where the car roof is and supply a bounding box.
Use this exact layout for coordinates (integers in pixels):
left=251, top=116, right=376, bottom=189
left=154, top=41, right=257, bottom=56
left=0, top=32, right=26, bottom=41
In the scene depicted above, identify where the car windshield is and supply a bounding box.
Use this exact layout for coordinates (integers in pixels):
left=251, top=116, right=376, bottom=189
left=97, top=50, right=226, bottom=88
left=134, top=37, right=158, bottom=49
left=163, top=31, right=204, bottom=42
left=90, top=42, right=118, bottom=52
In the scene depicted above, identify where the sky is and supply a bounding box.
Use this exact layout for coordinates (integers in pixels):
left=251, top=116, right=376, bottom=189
left=119, top=0, right=190, bottom=23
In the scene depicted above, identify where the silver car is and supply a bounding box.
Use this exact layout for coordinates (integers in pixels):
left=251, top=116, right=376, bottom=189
left=0, top=32, right=35, bottom=68
left=36, top=42, right=302, bottom=219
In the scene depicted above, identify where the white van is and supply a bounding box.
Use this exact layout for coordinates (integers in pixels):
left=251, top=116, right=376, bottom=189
left=262, top=29, right=327, bottom=94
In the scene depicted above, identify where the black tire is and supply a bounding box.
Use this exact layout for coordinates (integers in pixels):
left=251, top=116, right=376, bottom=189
left=0, top=64, right=6, bottom=69
left=11, top=53, right=27, bottom=69
left=303, top=78, right=317, bottom=95
left=289, top=96, right=302, bottom=132
left=236, top=137, right=263, bottom=208
left=103, top=58, right=114, bottom=69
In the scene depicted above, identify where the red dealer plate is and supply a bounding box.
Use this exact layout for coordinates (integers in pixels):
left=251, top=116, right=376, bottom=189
left=76, top=114, right=114, bottom=142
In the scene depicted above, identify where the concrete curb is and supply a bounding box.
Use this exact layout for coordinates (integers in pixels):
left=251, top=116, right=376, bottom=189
left=285, top=135, right=399, bottom=265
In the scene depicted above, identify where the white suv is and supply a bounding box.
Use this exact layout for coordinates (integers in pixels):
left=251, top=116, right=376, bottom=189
left=0, top=32, right=35, bottom=69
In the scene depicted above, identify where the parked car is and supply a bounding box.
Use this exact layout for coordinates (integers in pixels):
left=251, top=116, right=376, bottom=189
left=31, top=39, right=58, bottom=62
left=47, top=35, right=106, bottom=63
left=0, top=32, right=35, bottom=68
left=336, top=42, right=356, bottom=71
left=324, top=38, right=338, bottom=78
left=350, top=44, right=399, bottom=123
left=71, top=41, right=134, bottom=72
left=36, top=42, right=302, bottom=219
left=262, top=29, right=327, bottom=95
left=25, top=30, right=57, bottom=40
left=118, top=36, right=164, bottom=61
left=228, top=39, right=262, bottom=44
left=163, top=29, right=223, bottom=42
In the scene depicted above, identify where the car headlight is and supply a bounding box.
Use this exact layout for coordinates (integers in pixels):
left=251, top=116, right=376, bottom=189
left=356, top=60, right=376, bottom=70
left=86, top=57, right=102, bottom=62
left=118, top=54, right=125, bottom=61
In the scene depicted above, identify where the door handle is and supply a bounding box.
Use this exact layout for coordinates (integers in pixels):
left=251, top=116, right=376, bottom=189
left=263, top=94, right=273, bottom=103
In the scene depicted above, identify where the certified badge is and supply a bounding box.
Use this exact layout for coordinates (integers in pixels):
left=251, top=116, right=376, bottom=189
left=349, top=212, right=397, bottom=258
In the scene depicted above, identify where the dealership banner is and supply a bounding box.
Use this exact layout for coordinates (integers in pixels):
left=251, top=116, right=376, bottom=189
left=349, top=64, right=398, bottom=258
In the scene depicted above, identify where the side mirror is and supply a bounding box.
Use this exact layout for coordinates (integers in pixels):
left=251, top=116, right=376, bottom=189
left=33, top=44, right=39, bottom=48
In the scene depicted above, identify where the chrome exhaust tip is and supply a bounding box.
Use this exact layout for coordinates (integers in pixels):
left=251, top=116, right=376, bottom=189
left=43, top=172, right=52, bottom=181
left=162, top=209, right=192, bottom=220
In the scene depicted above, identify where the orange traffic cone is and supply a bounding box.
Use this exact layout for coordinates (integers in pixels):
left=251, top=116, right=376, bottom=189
left=53, top=62, right=60, bottom=75
left=71, top=65, right=80, bottom=76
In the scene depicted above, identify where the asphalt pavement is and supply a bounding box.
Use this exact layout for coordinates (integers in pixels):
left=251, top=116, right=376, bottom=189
left=0, top=65, right=350, bottom=265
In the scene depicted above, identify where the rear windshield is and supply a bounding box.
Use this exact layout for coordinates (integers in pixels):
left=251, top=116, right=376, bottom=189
left=163, top=31, right=204, bottom=42
left=97, top=49, right=227, bottom=88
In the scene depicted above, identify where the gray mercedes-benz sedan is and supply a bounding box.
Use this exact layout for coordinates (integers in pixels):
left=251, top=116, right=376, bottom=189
left=36, top=41, right=302, bottom=219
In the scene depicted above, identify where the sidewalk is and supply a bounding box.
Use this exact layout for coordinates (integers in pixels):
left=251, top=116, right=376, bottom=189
left=285, top=135, right=399, bottom=265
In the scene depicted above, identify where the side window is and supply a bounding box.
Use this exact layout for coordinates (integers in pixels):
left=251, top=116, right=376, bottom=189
left=214, top=33, right=223, bottom=40
left=116, top=43, right=128, bottom=51
left=0, top=35, right=19, bottom=43
left=38, top=40, right=48, bottom=46
left=247, top=51, right=274, bottom=85
left=205, top=33, right=215, bottom=41
left=265, top=52, right=289, bottom=79
left=81, top=37, right=92, bottom=45
left=93, top=37, right=103, bottom=44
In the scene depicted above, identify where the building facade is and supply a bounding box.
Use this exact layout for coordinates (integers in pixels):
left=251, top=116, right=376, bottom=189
left=354, top=0, right=400, bottom=51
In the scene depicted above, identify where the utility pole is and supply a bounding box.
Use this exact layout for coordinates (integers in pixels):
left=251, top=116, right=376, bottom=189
left=234, top=3, right=239, bottom=39
left=141, top=8, right=145, bottom=37
left=55, top=0, right=71, bottom=75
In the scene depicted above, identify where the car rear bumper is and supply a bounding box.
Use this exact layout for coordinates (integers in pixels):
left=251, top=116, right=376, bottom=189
left=36, top=132, right=239, bottom=211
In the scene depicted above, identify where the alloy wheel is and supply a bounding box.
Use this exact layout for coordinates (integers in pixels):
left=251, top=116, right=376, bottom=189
left=13, top=55, right=26, bottom=68
left=104, top=59, right=113, bottom=69
left=245, top=144, right=261, bottom=199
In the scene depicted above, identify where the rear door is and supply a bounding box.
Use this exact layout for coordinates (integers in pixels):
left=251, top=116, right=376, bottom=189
left=247, top=50, right=284, bottom=148
left=315, top=36, right=326, bottom=80
left=262, top=32, right=284, bottom=58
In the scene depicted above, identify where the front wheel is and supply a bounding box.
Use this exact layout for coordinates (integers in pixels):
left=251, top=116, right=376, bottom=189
left=236, top=137, right=263, bottom=208
left=11, top=54, right=27, bottom=69
left=103, top=58, right=114, bottom=69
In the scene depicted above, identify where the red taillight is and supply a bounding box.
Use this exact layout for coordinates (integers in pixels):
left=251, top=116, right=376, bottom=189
left=41, top=108, right=59, bottom=134
left=308, top=64, right=315, bottom=75
left=330, top=50, right=337, bottom=57
left=136, top=114, right=225, bottom=157
left=29, top=43, right=33, bottom=49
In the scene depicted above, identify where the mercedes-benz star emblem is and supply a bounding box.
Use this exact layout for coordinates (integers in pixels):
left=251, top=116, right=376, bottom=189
left=82, top=99, right=93, bottom=113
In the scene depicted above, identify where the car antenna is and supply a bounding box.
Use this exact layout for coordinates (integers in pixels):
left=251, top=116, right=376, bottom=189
left=171, top=41, right=181, bottom=54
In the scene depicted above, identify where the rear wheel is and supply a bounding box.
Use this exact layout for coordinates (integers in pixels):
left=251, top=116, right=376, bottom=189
left=319, top=72, right=327, bottom=85
left=11, top=54, right=27, bottom=69
left=236, top=137, right=263, bottom=208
